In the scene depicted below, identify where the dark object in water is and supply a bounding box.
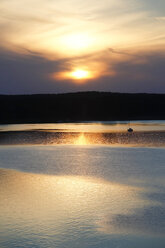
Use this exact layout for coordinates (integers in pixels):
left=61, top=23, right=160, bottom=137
left=127, top=128, right=133, bottom=133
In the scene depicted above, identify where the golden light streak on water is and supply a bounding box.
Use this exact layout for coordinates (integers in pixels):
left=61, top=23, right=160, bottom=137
left=0, top=168, right=146, bottom=226
left=74, top=133, right=89, bottom=145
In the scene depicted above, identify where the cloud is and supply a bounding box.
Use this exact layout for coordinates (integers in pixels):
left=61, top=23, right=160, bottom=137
left=0, top=50, right=63, bottom=94
left=0, top=47, right=165, bottom=94
left=0, top=0, right=164, bottom=94
left=0, top=0, right=165, bottom=60
left=155, top=16, right=165, bottom=21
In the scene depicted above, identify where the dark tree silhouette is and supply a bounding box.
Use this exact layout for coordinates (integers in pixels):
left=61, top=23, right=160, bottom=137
left=0, top=91, right=165, bottom=124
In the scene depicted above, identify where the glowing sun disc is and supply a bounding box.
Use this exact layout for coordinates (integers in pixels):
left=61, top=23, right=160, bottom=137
left=71, top=70, right=90, bottom=79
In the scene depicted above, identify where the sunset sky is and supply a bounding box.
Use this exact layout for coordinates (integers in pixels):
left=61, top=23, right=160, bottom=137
left=0, top=0, right=165, bottom=94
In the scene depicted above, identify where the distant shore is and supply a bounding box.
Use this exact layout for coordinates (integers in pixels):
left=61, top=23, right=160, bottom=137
left=0, top=92, right=165, bottom=124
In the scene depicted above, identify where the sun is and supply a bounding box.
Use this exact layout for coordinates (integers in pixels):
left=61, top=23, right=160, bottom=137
left=71, top=70, right=89, bottom=79
left=51, top=68, right=95, bottom=81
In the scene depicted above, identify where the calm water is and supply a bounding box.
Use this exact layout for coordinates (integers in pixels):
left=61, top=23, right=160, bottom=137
left=1, top=120, right=165, bottom=132
left=0, top=122, right=165, bottom=248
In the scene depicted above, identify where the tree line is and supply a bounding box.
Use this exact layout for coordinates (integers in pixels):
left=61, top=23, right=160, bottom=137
left=0, top=91, right=165, bottom=124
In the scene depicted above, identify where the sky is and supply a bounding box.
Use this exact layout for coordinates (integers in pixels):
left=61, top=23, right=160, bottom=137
left=0, top=0, right=165, bottom=94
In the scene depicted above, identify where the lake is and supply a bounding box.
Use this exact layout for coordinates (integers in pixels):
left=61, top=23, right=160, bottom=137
left=0, top=121, right=165, bottom=248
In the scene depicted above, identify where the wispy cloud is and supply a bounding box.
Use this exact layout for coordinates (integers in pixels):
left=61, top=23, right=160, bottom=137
left=0, top=0, right=165, bottom=93
left=0, top=47, right=165, bottom=94
left=0, top=0, right=165, bottom=58
left=155, top=16, right=165, bottom=21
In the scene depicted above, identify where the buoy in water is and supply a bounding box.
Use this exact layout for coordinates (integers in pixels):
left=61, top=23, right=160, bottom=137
left=127, top=127, right=133, bottom=133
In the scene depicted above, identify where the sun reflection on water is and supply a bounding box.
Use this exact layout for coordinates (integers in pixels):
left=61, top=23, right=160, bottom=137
left=74, top=133, right=89, bottom=145
left=0, top=168, right=144, bottom=221
left=0, top=167, right=154, bottom=247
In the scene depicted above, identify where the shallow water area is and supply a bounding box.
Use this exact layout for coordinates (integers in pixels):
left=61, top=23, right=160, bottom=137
left=0, top=122, right=165, bottom=248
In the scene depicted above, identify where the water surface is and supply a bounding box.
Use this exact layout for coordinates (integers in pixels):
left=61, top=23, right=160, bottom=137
left=0, top=122, right=165, bottom=248
left=1, top=120, right=165, bottom=132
